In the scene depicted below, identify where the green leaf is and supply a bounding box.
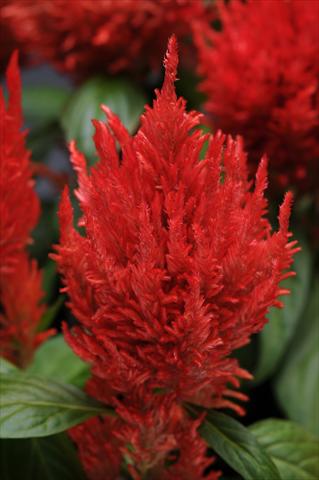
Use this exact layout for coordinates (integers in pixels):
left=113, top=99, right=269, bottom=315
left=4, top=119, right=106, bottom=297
left=37, top=297, right=64, bottom=333
left=42, top=259, right=58, bottom=304
left=0, top=433, right=85, bottom=480
left=193, top=409, right=281, bottom=480
left=61, top=76, right=146, bottom=161
left=29, top=201, right=59, bottom=263
left=274, top=279, right=319, bottom=436
left=0, top=374, right=113, bottom=438
left=27, top=335, right=90, bottom=388
left=0, top=358, right=18, bottom=375
left=254, top=238, right=311, bottom=383
left=23, top=85, right=70, bottom=128
left=250, top=419, right=319, bottom=480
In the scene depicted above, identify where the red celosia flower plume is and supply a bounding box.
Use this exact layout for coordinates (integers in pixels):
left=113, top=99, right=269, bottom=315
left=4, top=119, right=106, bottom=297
left=0, top=53, right=52, bottom=367
left=0, top=52, right=39, bottom=274
left=54, top=37, right=297, bottom=478
left=195, top=0, right=319, bottom=194
left=4, top=0, right=213, bottom=79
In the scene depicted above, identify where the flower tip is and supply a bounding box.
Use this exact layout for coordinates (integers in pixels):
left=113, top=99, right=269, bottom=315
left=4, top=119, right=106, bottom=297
left=279, top=190, right=293, bottom=232
left=101, top=104, right=111, bottom=117
left=163, top=35, right=179, bottom=90
left=5, top=49, right=22, bottom=122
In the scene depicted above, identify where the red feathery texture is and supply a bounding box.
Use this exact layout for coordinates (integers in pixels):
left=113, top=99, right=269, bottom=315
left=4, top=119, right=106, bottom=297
left=69, top=394, right=219, bottom=480
left=195, top=0, right=319, bottom=194
left=54, top=37, right=297, bottom=478
left=3, top=0, right=213, bottom=79
left=0, top=53, right=52, bottom=367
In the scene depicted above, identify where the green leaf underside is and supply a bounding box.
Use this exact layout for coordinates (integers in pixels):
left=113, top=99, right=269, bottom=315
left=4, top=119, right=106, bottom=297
left=0, top=374, right=112, bottom=438
left=250, top=419, right=319, bottom=480
left=61, top=76, right=146, bottom=161
left=0, top=433, right=85, bottom=480
left=0, top=358, right=18, bottom=375
left=195, top=409, right=280, bottom=480
left=274, top=279, right=319, bottom=436
left=254, top=239, right=311, bottom=383
left=27, top=335, right=90, bottom=388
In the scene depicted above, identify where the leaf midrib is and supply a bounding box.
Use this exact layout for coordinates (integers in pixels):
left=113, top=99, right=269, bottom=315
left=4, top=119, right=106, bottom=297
left=202, top=421, right=277, bottom=478
left=0, top=400, right=107, bottom=414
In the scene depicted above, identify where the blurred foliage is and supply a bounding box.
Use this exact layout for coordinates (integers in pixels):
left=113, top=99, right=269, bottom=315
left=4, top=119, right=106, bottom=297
left=61, top=76, right=146, bottom=162
left=275, top=277, right=319, bottom=436
left=253, top=235, right=312, bottom=384
left=0, top=434, right=85, bottom=480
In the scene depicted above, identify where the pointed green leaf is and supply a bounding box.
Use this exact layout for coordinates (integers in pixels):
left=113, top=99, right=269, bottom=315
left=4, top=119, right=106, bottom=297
left=61, top=76, right=146, bottom=161
left=254, top=238, right=311, bottom=383
left=274, top=279, right=319, bottom=436
left=250, top=419, right=319, bottom=480
left=193, top=409, right=281, bottom=480
left=37, top=297, right=64, bottom=333
left=27, top=335, right=90, bottom=388
left=0, top=433, right=85, bottom=480
left=0, top=374, right=113, bottom=438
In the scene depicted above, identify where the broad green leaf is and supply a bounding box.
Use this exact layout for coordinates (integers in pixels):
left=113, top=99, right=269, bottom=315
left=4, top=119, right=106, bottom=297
left=193, top=408, right=280, bottom=480
left=0, top=374, right=112, bottom=438
left=254, top=238, right=311, bottom=383
left=27, top=335, right=90, bottom=388
left=0, top=358, right=18, bottom=375
left=274, top=279, right=319, bottom=436
left=61, top=76, right=146, bottom=161
left=0, top=433, right=85, bottom=480
left=23, top=85, right=70, bottom=128
left=250, top=419, right=319, bottom=480
left=37, top=297, right=64, bottom=333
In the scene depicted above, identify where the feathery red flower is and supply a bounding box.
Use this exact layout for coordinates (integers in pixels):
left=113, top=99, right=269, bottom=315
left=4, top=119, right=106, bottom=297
left=4, top=0, right=212, bottom=79
left=0, top=52, right=39, bottom=274
left=195, top=0, right=319, bottom=194
left=54, top=37, right=297, bottom=478
left=0, top=53, right=52, bottom=367
left=70, top=393, right=219, bottom=480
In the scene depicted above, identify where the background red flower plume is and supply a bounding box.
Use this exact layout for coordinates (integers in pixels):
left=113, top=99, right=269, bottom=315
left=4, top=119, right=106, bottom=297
left=0, top=53, right=53, bottom=367
left=195, top=0, right=319, bottom=195
left=54, top=37, right=297, bottom=478
left=3, top=0, right=213, bottom=79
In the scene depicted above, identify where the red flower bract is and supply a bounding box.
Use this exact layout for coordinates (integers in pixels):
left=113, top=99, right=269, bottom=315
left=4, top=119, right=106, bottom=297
left=0, top=53, right=52, bottom=367
left=54, top=37, right=297, bottom=478
left=4, top=0, right=212, bottom=79
left=195, top=0, right=319, bottom=194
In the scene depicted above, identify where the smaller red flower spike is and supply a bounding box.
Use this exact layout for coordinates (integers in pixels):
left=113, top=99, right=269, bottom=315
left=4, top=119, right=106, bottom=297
left=0, top=53, right=53, bottom=367
left=3, top=0, right=214, bottom=79
left=54, top=37, right=298, bottom=478
left=195, top=0, right=319, bottom=195
left=0, top=51, right=39, bottom=275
